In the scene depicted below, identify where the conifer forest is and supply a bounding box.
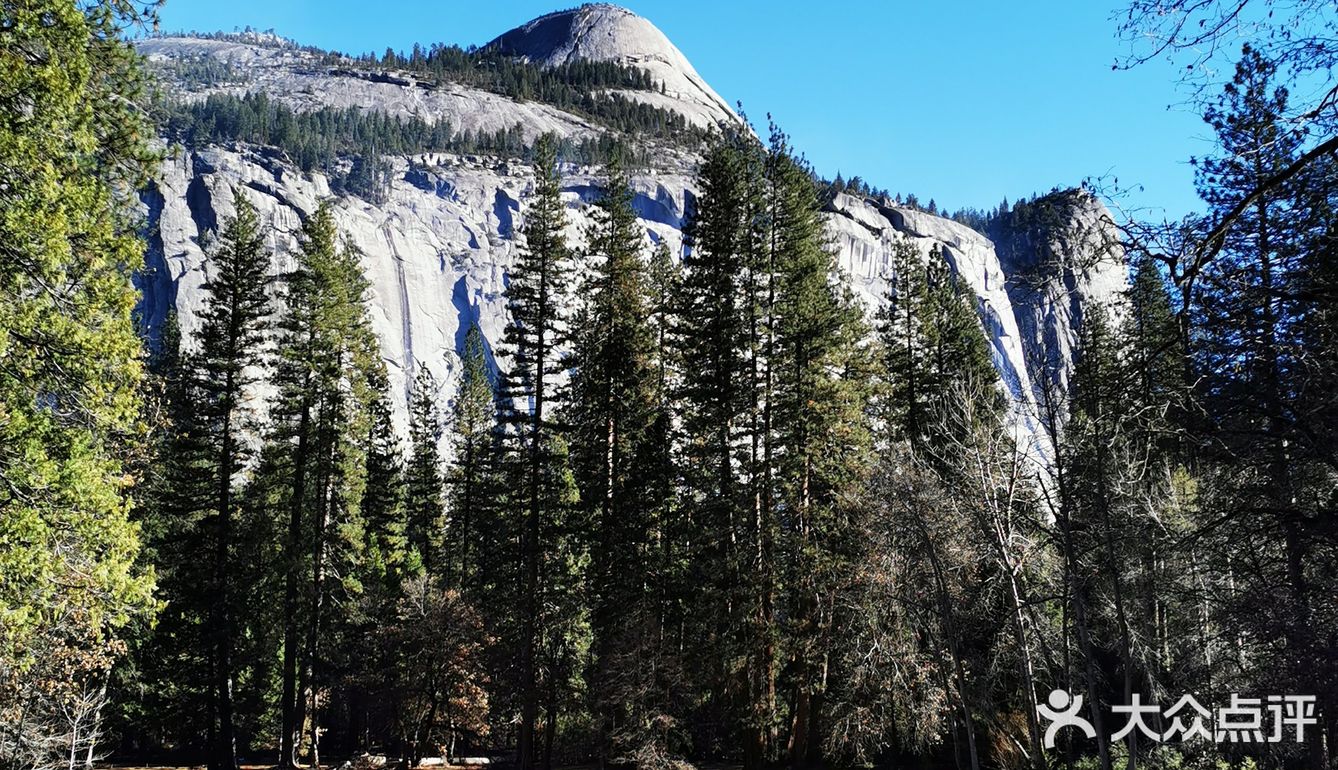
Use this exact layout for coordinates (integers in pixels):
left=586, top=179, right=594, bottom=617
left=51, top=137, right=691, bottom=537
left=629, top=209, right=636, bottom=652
left=3, top=3, right=1338, bottom=770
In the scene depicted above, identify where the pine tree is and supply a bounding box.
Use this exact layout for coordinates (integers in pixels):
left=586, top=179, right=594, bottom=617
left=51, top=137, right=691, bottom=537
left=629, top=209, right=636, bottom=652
left=673, top=131, right=765, bottom=766
left=404, top=368, right=445, bottom=574
left=1120, top=255, right=1200, bottom=693
left=566, top=160, right=663, bottom=763
left=272, top=202, right=383, bottom=769
left=192, top=195, right=275, bottom=770
left=1189, top=45, right=1337, bottom=763
left=920, top=253, right=1002, bottom=453
left=1067, top=302, right=1144, bottom=769
left=877, top=242, right=998, bottom=458
left=1295, top=166, right=1338, bottom=476
left=872, top=238, right=1007, bottom=770
left=497, top=134, right=575, bottom=770
left=0, top=3, right=160, bottom=766
left=762, top=124, right=877, bottom=766
left=875, top=238, right=929, bottom=447
left=324, top=371, right=414, bottom=759
left=118, top=311, right=215, bottom=758
left=644, top=238, right=682, bottom=616
left=446, top=323, right=498, bottom=592
left=362, top=388, right=408, bottom=590
left=1124, top=254, right=1184, bottom=439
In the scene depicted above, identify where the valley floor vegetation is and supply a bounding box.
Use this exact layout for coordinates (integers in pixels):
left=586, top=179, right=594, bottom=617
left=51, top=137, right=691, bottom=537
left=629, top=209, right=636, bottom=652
left=3, top=3, right=1338, bottom=770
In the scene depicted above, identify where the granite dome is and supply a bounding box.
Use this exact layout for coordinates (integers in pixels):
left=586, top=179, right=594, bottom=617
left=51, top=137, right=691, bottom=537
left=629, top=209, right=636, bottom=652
left=485, top=3, right=739, bottom=130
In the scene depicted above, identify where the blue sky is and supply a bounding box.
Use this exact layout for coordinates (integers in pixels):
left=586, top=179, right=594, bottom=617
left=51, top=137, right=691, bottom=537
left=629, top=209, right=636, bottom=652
left=155, top=0, right=1213, bottom=219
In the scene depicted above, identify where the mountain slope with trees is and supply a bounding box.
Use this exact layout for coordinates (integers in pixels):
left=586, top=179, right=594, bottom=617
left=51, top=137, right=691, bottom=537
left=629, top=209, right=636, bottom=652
left=8, top=3, right=1338, bottom=770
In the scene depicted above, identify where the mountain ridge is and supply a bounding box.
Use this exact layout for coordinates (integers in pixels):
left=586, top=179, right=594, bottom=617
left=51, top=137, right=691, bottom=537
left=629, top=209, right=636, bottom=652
left=135, top=4, right=1128, bottom=456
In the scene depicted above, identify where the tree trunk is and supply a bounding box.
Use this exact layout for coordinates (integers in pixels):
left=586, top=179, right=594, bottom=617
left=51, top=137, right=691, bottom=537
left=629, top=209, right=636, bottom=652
left=923, top=529, right=979, bottom=770
left=1068, top=562, right=1111, bottom=770
left=519, top=296, right=549, bottom=770
left=543, top=666, right=558, bottom=770
left=1005, top=561, right=1045, bottom=770
left=281, top=400, right=312, bottom=769
left=301, top=448, right=334, bottom=770
left=212, top=375, right=238, bottom=770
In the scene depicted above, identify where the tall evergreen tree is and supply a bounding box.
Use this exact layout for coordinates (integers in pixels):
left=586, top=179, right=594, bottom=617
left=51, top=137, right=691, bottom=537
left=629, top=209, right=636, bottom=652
left=446, top=324, right=498, bottom=592
left=872, top=236, right=1009, bottom=770
left=673, top=131, right=765, bottom=766
left=0, top=3, right=160, bottom=767
left=566, top=160, right=664, bottom=764
left=874, top=238, right=930, bottom=447
left=272, top=202, right=382, bottom=769
left=644, top=238, right=683, bottom=626
left=761, top=126, right=876, bottom=766
left=362, top=388, right=408, bottom=591
left=1295, top=163, right=1338, bottom=476
left=404, top=368, right=445, bottom=574
left=192, top=195, right=274, bottom=770
left=1188, top=45, right=1338, bottom=763
left=116, top=311, right=215, bottom=758
left=497, top=134, right=575, bottom=770
left=349, top=382, right=406, bottom=749
left=876, top=241, right=1000, bottom=460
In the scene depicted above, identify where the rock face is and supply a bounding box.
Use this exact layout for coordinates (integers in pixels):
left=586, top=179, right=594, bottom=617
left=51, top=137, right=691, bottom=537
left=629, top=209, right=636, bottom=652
left=142, top=144, right=694, bottom=434
left=821, top=190, right=1126, bottom=455
left=990, top=190, right=1129, bottom=408
left=824, top=194, right=1042, bottom=427
left=485, top=3, right=739, bottom=131
left=135, top=4, right=1128, bottom=454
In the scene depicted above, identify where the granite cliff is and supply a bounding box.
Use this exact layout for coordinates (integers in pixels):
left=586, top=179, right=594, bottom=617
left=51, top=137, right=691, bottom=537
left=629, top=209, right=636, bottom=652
left=136, top=4, right=1127, bottom=452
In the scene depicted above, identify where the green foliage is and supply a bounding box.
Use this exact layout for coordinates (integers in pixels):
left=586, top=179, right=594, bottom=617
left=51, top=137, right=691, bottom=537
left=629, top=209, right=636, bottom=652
left=361, top=390, right=408, bottom=589
left=876, top=240, right=1001, bottom=458
left=0, top=2, right=160, bottom=767
left=1176, top=46, right=1338, bottom=766
left=671, top=131, right=763, bottom=760
left=665, top=124, right=886, bottom=768
left=366, top=41, right=657, bottom=101
left=111, top=310, right=213, bottom=757
left=153, top=53, right=245, bottom=91
left=97, top=33, right=1338, bottom=770
left=762, top=124, right=878, bottom=766
left=404, top=369, right=445, bottom=574
left=495, top=134, right=583, bottom=770
left=445, top=324, right=501, bottom=593
left=150, top=40, right=713, bottom=193
left=565, top=160, right=667, bottom=761
left=346, top=37, right=711, bottom=144
left=189, top=193, right=277, bottom=766
left=499, top=135, right=575, bottom=431
left=266, top=201, right=385, bottom=767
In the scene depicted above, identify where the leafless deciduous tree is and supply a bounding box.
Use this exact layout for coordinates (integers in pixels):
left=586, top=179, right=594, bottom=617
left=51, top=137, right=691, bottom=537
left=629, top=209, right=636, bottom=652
left=1, top=605, right=122, bottom=770
left=1114, top=1, right=1338, bottom=311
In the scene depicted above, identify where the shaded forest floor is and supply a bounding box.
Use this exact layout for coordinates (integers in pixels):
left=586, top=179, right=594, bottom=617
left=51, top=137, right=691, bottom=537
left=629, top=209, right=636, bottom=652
left=101, top=760, right=754, bottom=765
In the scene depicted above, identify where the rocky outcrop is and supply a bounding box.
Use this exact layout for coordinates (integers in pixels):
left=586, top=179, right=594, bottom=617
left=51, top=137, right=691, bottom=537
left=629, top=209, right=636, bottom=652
left=990, top=189, right=1129, bottom=409
left=134, top=5, right=1128, bottom=456
left=140, top=144, right=695, bottom=435
left=139, top=143, right=1125, bottom=455
left=823, top=193, right=1041, bottom=421
left=136, top=37, right=606, bottom=144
